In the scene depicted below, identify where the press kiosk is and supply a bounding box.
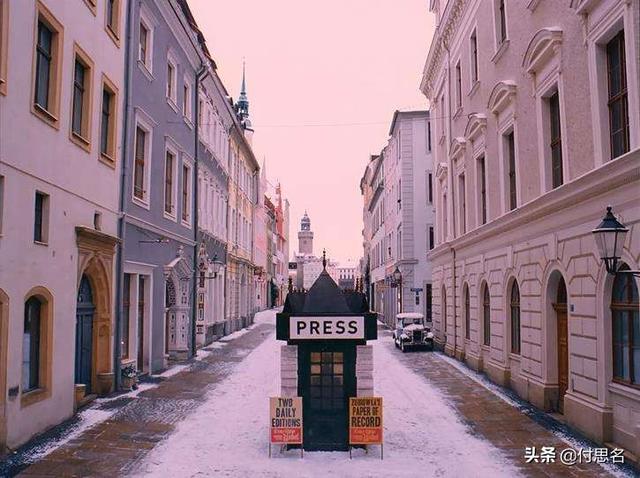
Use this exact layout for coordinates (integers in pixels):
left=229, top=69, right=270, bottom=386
left=276, top=264, right=377, bottom=451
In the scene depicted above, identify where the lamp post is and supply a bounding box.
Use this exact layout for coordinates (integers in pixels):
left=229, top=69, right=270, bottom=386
left=592, top=206, right=639, bottom=278
left=393, top=266, right=403, bottom=313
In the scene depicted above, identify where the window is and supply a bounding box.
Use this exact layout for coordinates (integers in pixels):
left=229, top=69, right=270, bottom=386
left=427, top=121, right=431, bottom=151
left=483, top=284, right=491, bottom=346
left=497, top=0, right=507, bottom=44
left=23, top=297, right=42, bottom=392
left=105, top=0, right=121, bottom=43
left=133, top=126, right=147, bottom=201
left=0, top=175, right=4, bottom=235
left=510, top=281, right=520, bottom=354
left=0, top=0, right=8, bottom=96
left=426, top=284, right=432, bottom=322
left=164, top=150, right=176, bottom=216
left=122, top=274, right=130, bottom=359
left=549, top=92, right=563, bottom=188
left=470, top=30, right=478, bottom=84
left=606, top=31, right=630, bottom=159
left=139, top=22, right=149, bottom=67
left=181, top=163, right=191, bottom=224
left=34, top=191, right=49, bottom=244
left=166, top=57, right=177, bottom=105
left=428, top=226, right=434, bottom=250
left=506, top=131, right=517, bottom=210
left=100, top=75, right=117, bottom=161
left=33, top=3, right=63, bottom=126
left=397, top=179, right=401, bottom=210
left=428, top=173, right=433, bottom=204
left=183, top=80, right=192, bottom=122
left=611, top=265, right=639, bottom=386
left=442, top=286, right=447, bottom=333
left=478, top=156, right=487, bottom=224
left=70, top=45, right=94, bottom=149
left=459, top=174, right=466, bottom=234
left=455, top=61, right=462, bottom=108
left=464, top=285, right=470, bottom=340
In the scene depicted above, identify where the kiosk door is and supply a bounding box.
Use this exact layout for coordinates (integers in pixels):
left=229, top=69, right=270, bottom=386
left=300, top=343, right=355, bottom=451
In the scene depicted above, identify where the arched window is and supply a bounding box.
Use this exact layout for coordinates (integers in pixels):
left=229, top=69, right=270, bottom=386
left=23, top=297, right=42, bottom=392
left=483, top=284, right=491, bottom=346
left=464, top=285, right=470, bottom=340
left=442, top=286, right=447, bottom=334
left=510, top=281, right=521, bottom=354
left=611, top=265, right=639, bottom=386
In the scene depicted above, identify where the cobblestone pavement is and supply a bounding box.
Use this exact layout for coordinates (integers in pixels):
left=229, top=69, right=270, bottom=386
left=4, top=316, right=275, bottom=478
left=378, top=327, right=637, bottom=478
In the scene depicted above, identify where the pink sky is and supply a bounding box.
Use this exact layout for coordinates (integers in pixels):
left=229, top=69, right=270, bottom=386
left=190, top=0, right=435, bottom=264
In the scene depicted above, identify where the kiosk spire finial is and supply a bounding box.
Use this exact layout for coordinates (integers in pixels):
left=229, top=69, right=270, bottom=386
left=322, top=249, right=327, bottom=270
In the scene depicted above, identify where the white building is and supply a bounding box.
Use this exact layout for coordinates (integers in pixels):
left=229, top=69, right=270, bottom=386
left=302, top=257, right=339, bottom=290
left=0, top=0, right=124, bottom=448
left=362, top=111, right=435, bottom=327
left=420, top=0, right=639, bottom=456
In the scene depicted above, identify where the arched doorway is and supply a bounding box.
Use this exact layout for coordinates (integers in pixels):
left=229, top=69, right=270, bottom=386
left=553, top=277, right=568, bottom=413
left=76, top=275, right=94, bottom=392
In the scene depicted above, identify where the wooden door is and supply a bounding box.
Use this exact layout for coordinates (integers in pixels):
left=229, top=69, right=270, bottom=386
left=137, top=276, right=145, bottom=372
left=299, top=342, right=355, bottom=451
left=75, top=275, right=94, bottom=392
left=554, top=278, right=568, bottom=413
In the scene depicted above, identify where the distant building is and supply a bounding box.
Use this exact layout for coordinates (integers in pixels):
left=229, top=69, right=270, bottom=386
left=337, top=261, right=357, bottom=290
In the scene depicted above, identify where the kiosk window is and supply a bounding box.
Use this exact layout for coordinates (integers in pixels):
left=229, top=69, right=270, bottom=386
left=310, top=351, right=344, bottom=410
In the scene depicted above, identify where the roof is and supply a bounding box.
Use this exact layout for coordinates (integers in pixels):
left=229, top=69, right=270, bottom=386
left=283, top=270, right=370, bottom=315
left=388, top=110, right=430, bottom=136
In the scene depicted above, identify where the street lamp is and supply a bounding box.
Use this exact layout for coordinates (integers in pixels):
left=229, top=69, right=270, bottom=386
left=393, top=266, right=403, bottom=313
left=592, top=206, right=639, bottom=277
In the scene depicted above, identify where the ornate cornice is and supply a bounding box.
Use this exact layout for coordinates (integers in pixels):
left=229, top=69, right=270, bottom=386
left=420, top=0, right=470, bottom=98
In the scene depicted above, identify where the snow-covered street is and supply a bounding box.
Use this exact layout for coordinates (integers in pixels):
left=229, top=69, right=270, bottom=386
left=133, top=311, right=515, bottom=477
left=12, top=309, right=633, bottom=478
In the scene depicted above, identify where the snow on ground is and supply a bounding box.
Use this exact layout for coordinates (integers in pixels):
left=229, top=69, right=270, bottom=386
left=135, top=312, right=521, bottom=478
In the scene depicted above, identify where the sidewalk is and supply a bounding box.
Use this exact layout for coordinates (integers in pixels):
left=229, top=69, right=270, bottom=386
left=378, top=327, right=637, bottom=477
left=3, top=313, right=276, bottom=477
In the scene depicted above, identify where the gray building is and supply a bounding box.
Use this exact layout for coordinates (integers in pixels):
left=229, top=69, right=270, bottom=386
left=120, top=0, right=204, bottom=373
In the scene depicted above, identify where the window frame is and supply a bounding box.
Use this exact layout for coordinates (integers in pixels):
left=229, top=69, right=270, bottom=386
left=505, top=130, right=517, bottom=211
left=104, top=0, right=121, bottom=46
left=166, top=51, right=178, bottom=109
left=33, top=191, right=49, bottom=245
left=31, top=1, right=64, bottom=129
left=181, top=158, right=193, bottom=227
left=611, top=266, right=639, bottom=388
left=163, top=141, right=179, bottom=220
left=99, top=73, right=118, bottom=165
left=482, top=283, right=491, bottom=347
left=69, top=43, right=94, bottom=152
left=137, top=5, right=156, bottom=79
left=21, top=287, right=53, bottom=408
left=469, top=28, right=478, bottom=86
left=476, top=154, right=487, bottom=225
left=606, top=30, right=630, bottom=160
left=510, top=280, right=521, bottom=355
left=183, top=75, right=193, bottom=125
left=131, top=111, right=154, bottom=208
left=464, top=285, right=470, bottom=341
left=0, top=0, right=9, bottom=96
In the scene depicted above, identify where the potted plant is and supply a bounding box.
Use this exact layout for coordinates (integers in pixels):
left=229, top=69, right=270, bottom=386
left=121, top=364, right=137, bottom=391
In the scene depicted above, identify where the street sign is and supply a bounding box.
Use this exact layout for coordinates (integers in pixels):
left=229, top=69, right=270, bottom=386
left=349, top=397, right=383, bottom=445
left=270, top=397, right=303, bottom=444
left=410, top=287, right=423, bottom=292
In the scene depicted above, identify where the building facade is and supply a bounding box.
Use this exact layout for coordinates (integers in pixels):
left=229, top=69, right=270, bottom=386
left=225, top=76, right=260, bottom=332
left=122, top=0, right=204, bottom=372
left=0, top=0, right=124, bottom=448
left=421, top=0, right=639, bottom=455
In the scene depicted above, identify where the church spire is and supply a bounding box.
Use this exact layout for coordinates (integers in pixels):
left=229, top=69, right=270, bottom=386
left=237, top=60, right=250, bottom=123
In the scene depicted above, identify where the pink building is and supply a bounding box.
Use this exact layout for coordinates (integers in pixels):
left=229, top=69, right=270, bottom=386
left=421, top=0, right=639, bottom=457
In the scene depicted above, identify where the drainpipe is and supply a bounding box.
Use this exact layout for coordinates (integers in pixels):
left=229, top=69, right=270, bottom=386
left=190, top=65, right=209, bottom=358
left=443, top=38, right=457, bottom=355
left=113, top=0, right=135, bottom=390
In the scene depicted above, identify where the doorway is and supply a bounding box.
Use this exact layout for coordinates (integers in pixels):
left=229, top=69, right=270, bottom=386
left=298, top=342, right=356, bottom=451
left=75, top=275, right=94, bottom=392
left=553, top=278, right=568, bottom=413
left=137, top=276, right=146, bottom=372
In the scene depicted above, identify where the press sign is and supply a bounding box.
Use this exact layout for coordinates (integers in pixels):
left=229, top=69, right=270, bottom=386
left=290, top=316, right=364, bottom=339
